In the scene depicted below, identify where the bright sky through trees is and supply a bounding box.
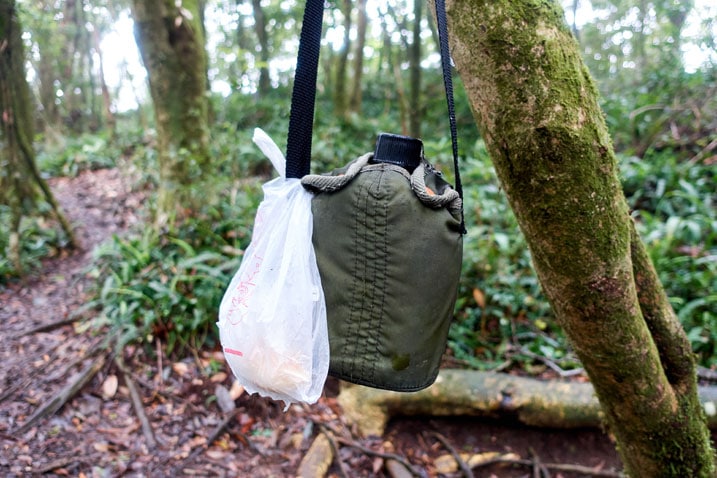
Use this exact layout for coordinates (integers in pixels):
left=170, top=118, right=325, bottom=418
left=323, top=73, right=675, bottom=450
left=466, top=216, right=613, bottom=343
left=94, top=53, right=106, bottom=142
left=95, top=0, right=716, bottom=112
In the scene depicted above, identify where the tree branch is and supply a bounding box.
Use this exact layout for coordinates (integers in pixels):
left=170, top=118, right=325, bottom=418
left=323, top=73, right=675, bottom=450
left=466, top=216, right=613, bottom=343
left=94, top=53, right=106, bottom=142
left=426, top=431, right=474, bottom=478
left=629, top=221, right=696, bottom=392
left=114, top=356, right=157, bottom=449
left=14, top=354, right=106, bottom=436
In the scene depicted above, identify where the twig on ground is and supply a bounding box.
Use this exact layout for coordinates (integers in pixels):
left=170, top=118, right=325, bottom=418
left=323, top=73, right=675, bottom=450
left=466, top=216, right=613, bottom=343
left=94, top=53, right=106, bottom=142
left=698, top=366, right=717, bottom=383
left=385, top=458, right=414, bottom=478
left=426, top=431, right=474, bottom=478
left=178, top=411, right=240, bottom=470
left=13, top=354, right=107, bottom=436
left=167, top=410, right=257, bottom=476
left=128, top=367, right=205, bottom=414
left=529, top=447, right=550, bottom=478
left=115, top=356, right=157, bottom=449
left=314, top=419, right=350, bottom=439
left=15, top=316, right=79, bottom=338
left=687, top=138, right=717, bottom=165
left=0, top=432, right=17, bottom=441
left=0, top=375, right=33, bottom=403
left=34, top=454, right=98, bottom=474
left=334, top=436, right=425, bottom=477
left=156, top=338, right=164, bottom=388
left=46, top=338, right=104, bottom=382
left=472, top=455, right=624, bottom=477
left=318, top=425, right=351, bottom=478
left=1, top=338, right=102, bottom=403
left=510, top=346, right=584, bottom=378
left=543, top=461, right=623, bottom=476
left=205, top=412, right=237, bottom=447
left=14, top=301, right=96, bottom=339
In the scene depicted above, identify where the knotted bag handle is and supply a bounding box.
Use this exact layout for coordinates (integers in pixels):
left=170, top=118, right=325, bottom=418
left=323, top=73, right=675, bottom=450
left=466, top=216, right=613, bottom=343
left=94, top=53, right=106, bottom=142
left=285, top=0, right=464, bottom=230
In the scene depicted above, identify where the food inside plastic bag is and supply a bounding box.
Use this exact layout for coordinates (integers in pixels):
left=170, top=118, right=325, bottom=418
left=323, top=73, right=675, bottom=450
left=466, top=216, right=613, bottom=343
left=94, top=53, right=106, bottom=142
left=217, top=128, right=329, bottom=407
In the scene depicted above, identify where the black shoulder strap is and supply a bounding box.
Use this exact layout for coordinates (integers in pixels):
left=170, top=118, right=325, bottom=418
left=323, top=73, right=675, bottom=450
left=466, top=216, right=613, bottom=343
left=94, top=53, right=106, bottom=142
left=285, top=0, right=464, bottom=224
left=434, top=0, right=464, bottom=222
left=285, top=0, right=324, bottom=179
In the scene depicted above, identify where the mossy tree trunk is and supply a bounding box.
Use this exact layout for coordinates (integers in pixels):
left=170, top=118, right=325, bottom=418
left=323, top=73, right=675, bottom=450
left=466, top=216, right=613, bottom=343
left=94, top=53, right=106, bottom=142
left=131, top=0, right=211, bottom=224
left=1, top=0, right=77, bottom=272
left=443, top=1, right=715, bottom=476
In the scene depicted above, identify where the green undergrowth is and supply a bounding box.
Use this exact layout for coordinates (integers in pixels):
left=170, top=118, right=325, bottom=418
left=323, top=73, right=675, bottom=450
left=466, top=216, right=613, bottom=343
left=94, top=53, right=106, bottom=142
left=81, top=122, right=716, bottom=371
left=449, top=141, right=575, bottom=371
left=85, top=180, right=262, bottom=355
left=0, top=122, right=150, bottom=280
left=36, top=132, right=119, bottom=178
left=0, top=203, right=71, bottom=282
left=623, top=151, right=717, bottom=366
left=3, top=117, right=714, bottom=370
left=450, top=143, right=716, bottom=371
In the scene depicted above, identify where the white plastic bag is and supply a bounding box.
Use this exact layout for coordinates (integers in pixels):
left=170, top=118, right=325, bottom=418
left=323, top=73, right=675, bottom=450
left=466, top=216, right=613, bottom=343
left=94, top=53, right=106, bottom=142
left=217, top=128, right=329, bottom=407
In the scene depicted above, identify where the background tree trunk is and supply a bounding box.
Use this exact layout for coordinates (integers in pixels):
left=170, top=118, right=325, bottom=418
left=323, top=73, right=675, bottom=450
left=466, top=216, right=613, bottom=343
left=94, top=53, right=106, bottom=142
left=333, top=0, right=352, bottom=118
left=36, top=36, right=60, bottom=132
left=251, top=0, right=271, bottom=97
left=1, top=0, right=77, bottom=271
left=348, top=0, right=367, bottom=114
left=443, top=0, right=715, bottom=476
left=131, top=0, right=211, bottom=223
left=29, top=0, right=65, bottom=134
left=92, top=28, right=115, bottom=136
left=77, top=0, right=100, bottom=132
left=408, top=0, right=422, bottom=138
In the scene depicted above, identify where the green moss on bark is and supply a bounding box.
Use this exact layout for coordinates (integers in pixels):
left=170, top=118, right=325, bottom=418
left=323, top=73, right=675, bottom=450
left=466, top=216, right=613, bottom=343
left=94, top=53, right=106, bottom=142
left=1, top=0, right=78, bottom=254
left=131, top=0, right=211, bottom=220
left=445, top=0, right=715, bottom=475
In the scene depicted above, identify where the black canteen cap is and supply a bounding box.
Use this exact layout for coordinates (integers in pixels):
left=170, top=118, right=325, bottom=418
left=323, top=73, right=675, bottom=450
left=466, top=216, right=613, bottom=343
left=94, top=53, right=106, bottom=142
left=372, top=133, right=423, bottom=173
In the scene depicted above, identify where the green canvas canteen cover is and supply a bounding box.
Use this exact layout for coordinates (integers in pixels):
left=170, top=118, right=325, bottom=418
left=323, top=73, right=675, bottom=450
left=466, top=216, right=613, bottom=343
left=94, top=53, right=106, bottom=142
left=281, top=0, right=464, bottom=393
left=302, top=147, right=463, bottom=391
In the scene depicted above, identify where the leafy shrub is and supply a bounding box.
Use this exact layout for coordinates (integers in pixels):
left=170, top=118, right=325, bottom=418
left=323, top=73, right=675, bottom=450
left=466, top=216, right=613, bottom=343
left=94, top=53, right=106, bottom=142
left=445, top=142, right=572, bottom=371
left=447, top=144, right=716, bottom=370
left=622, top=151, right=717, bottom=365
left=87, top=182, right=261, bottom=355
left=81, top=99, right=715, bottom=370
left=36, top=133, right=118, bottom=178
left=0, top=204, right=70, bottom=282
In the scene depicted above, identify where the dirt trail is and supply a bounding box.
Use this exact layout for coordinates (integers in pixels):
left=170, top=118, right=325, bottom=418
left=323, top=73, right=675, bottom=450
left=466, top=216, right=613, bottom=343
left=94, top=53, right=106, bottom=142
left=0, top=168, right=624, bottom=477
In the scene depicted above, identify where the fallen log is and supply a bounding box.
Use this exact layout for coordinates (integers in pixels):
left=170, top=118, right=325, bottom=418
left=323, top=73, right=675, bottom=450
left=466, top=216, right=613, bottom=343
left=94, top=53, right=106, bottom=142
left=338, top=369, right=717, bottom=436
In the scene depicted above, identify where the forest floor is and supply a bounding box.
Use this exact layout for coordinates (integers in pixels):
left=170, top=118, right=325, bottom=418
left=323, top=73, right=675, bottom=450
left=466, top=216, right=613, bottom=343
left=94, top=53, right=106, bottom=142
left=0, top=168, right=625, bottom=477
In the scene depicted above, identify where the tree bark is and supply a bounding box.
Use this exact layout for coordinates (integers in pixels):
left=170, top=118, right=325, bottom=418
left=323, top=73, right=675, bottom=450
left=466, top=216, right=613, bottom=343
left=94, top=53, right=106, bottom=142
left=36, top=28, right=60, bottom=132
left=92, top=28, right=116, bottom=136
left=1, top=0, right=78, bottom=271
left=443, top=1, right=715, bottom=476
left=340, top=370, right=603, bottom=437
left=333, top=0, right=352, bottom=118
left=337, top=369, right=717, bottom=437
left=131, top=0, right=211, bottom=223
left=348, top=0, right=367, bottom=114
left=408, top=0, right=422, bottom=138
left=78, top=0, right=100, bottom=131
left=251, top=0, right=271, bottom=97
